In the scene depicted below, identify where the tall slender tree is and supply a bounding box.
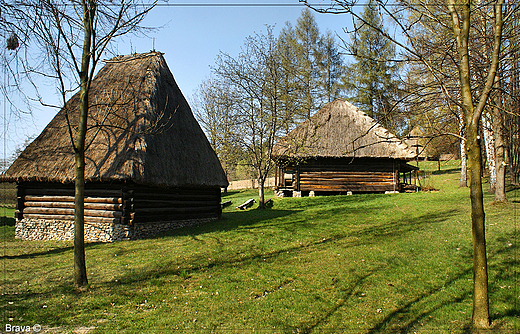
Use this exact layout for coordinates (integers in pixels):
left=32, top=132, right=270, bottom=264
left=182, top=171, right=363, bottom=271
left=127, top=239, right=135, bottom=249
left=294, top=8, right=323, bottom=119
left=213, top=27, right=293, bottom=208
left=192, top=77, right=243, bottom=182
left=317, top=30, right=344, bottom=103
left=302, top=0, right=507, bottom=328
left=2, top=0, right=155, bottom=288
left=343, top=0, right=399, bottom=130
left=277, top=22, right=302, bottom=134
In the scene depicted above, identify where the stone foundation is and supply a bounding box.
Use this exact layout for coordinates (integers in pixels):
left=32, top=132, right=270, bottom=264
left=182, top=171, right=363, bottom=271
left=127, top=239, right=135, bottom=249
left=15, top=217, right=218, bottom=242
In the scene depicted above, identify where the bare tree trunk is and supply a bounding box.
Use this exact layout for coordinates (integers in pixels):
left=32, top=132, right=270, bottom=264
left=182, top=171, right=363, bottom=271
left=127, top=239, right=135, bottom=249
left=448, top=0, right=504, bottom=328
left=257, top=175, right=266, bottom=209
left=74, top=0, right=95, bottom=288
left=459, top=109, right=468, bottom=187
left=74, top=147, right=88, bottom=287
left=466, top=124, right=490, bottom=328
left=492, top=79, right=507, bottom=202
left=482, top=112, right=496, bottom=192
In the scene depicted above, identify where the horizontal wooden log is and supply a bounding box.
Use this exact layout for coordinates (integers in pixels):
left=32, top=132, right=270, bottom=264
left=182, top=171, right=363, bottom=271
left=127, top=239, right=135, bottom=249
left=132, top=192, right=218, bottom=201
left=300, top=184, right=394, bottom=192
left=300, top=178, right=394, bottom=184
left=132, top=199, right=219, bottom=209
left=300, top=178, right=394, bottom=182
left=236, top=198, right=255, bottom=210
left=25, top=188, right=122, bottom=197
left=297, top=170, right=397, bottom=193
left=299, top=174, right=394, bottom=180
left=133, top=211, right=220, bottom=223
left=23, top=207, right=122, bottom=218
left=133, top=187, right=219, bottom=196
left=24, top=195, right=122, bottom=204
left=299, top=177, right=394, bottom=183
left=23, top=213, right=121, bottom=224
left=134, top=205, right=220, bottom=215
left=24, top=201, right=123, bottom=211
left=299, top=184, right=394, bottom=190
left=300, top=171, right=393, bottom=177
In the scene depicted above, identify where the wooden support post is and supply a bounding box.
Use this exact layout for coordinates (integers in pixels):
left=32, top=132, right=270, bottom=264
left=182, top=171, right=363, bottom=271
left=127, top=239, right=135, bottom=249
left=16, top=184, right=25, bottom=220
left=296, top=166, right=301, bottom=192
left=122, top=189, right=133, bottom=225
left=274, top=165, right=278, bottom=189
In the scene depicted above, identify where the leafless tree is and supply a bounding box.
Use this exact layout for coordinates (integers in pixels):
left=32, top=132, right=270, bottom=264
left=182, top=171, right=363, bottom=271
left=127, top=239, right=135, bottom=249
left=212, top=27, right=298, bottom=208
left=301, top=0, right=512, bottom=328
left=2, top=0, right=156, bottom=288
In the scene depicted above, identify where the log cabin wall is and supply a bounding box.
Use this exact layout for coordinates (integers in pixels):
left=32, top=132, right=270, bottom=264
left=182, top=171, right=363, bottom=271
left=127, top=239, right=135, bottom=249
left=276, top=158, right=404, bottom=194
left=15, top=182, right=222, bottom=242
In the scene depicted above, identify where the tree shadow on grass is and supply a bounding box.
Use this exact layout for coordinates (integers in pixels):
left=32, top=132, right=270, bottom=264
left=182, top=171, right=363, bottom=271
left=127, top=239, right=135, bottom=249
left=3, top=203, right=465, bottom=330
left=362, top=231, right=520, bottom=334
left=0, top=216, right=15, bottom=226
left=488, top=232, right=520, bottom=330
left=295, top=208, right=465, bottom=333
left=365, top=269, right=473, bottom=334
left=430, top=167, right=461, bottom=175
left=158, top=208, right=301, bottom=238
left=103, top=207, right=460, bottom=290
left=0, top=242, right=102, bottom=260
left=220, top=190, right=244, bottom=198
left=296, top=266, right=472, bottom=334
left=505, top=184, right=520, bottom=198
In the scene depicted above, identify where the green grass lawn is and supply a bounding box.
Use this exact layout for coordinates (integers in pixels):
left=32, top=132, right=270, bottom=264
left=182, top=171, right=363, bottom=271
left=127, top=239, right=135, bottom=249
left=1, top=161, right=518, bottom=333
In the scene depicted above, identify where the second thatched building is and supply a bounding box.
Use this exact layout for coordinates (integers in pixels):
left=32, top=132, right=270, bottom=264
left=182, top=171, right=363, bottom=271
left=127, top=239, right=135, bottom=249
left=273, top=99, right=418, bottom=196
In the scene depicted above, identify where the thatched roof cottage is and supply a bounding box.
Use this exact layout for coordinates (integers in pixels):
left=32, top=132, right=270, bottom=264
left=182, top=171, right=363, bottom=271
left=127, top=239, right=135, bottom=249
left=273, top=98, right=418, bottom=196
left=1, top=52, right=228, bottom=241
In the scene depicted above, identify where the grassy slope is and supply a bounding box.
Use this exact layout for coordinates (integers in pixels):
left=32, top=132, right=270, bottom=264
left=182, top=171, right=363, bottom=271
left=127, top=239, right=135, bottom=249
left=1, top=161, right=518, bottom=333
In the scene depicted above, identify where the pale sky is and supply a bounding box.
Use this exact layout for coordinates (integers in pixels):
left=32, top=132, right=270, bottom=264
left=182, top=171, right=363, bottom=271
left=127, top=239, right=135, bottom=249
left=1, top=1, right=356, bottom=159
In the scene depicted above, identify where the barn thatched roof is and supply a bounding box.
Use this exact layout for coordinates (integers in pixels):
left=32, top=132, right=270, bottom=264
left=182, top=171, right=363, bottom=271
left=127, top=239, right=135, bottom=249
left=273, top=98, right=415, bottom=160
left=1, top=52, right=228, bottom=188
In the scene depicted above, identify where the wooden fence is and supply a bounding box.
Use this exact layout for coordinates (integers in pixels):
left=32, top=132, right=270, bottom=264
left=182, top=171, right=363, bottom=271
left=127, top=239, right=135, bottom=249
left=227, top=177, right=275, bottom=190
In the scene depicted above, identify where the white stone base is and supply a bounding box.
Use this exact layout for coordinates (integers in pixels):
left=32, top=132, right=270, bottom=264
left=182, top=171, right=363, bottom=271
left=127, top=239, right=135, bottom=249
left=15, top=217, right=218, bottom=242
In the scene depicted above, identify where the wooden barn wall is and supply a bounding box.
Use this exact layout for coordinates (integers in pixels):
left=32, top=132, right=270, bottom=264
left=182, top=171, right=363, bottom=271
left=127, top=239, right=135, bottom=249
left=299, top=171, right=397, bottom=192
left=131, top=185, right=222, bottom=223
left=278, top=158, right=404, bottom=193
left=16, top=182, right=222, bottom=225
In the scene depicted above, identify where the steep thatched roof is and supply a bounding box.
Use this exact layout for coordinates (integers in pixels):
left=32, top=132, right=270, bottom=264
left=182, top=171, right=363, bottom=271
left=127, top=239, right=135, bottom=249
left=273, top=98, right=415, bottom=160
left=1, top=52, right=228, bottom=188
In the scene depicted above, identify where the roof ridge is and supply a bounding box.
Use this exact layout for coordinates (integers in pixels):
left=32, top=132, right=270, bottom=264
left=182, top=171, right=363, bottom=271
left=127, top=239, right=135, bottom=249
left=104, top=51, right=164, bottom=64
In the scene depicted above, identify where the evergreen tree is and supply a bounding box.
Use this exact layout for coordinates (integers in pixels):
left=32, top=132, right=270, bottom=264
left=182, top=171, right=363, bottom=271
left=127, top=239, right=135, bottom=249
left=344, top=0, right=398, bottom=130
left=280, top=9, right=344, bottom=120
left=317, top=30, right=343, bottom=103
left=294, top=8, right=322, bottom=119
left=277, top=22, right=302, bottom=134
